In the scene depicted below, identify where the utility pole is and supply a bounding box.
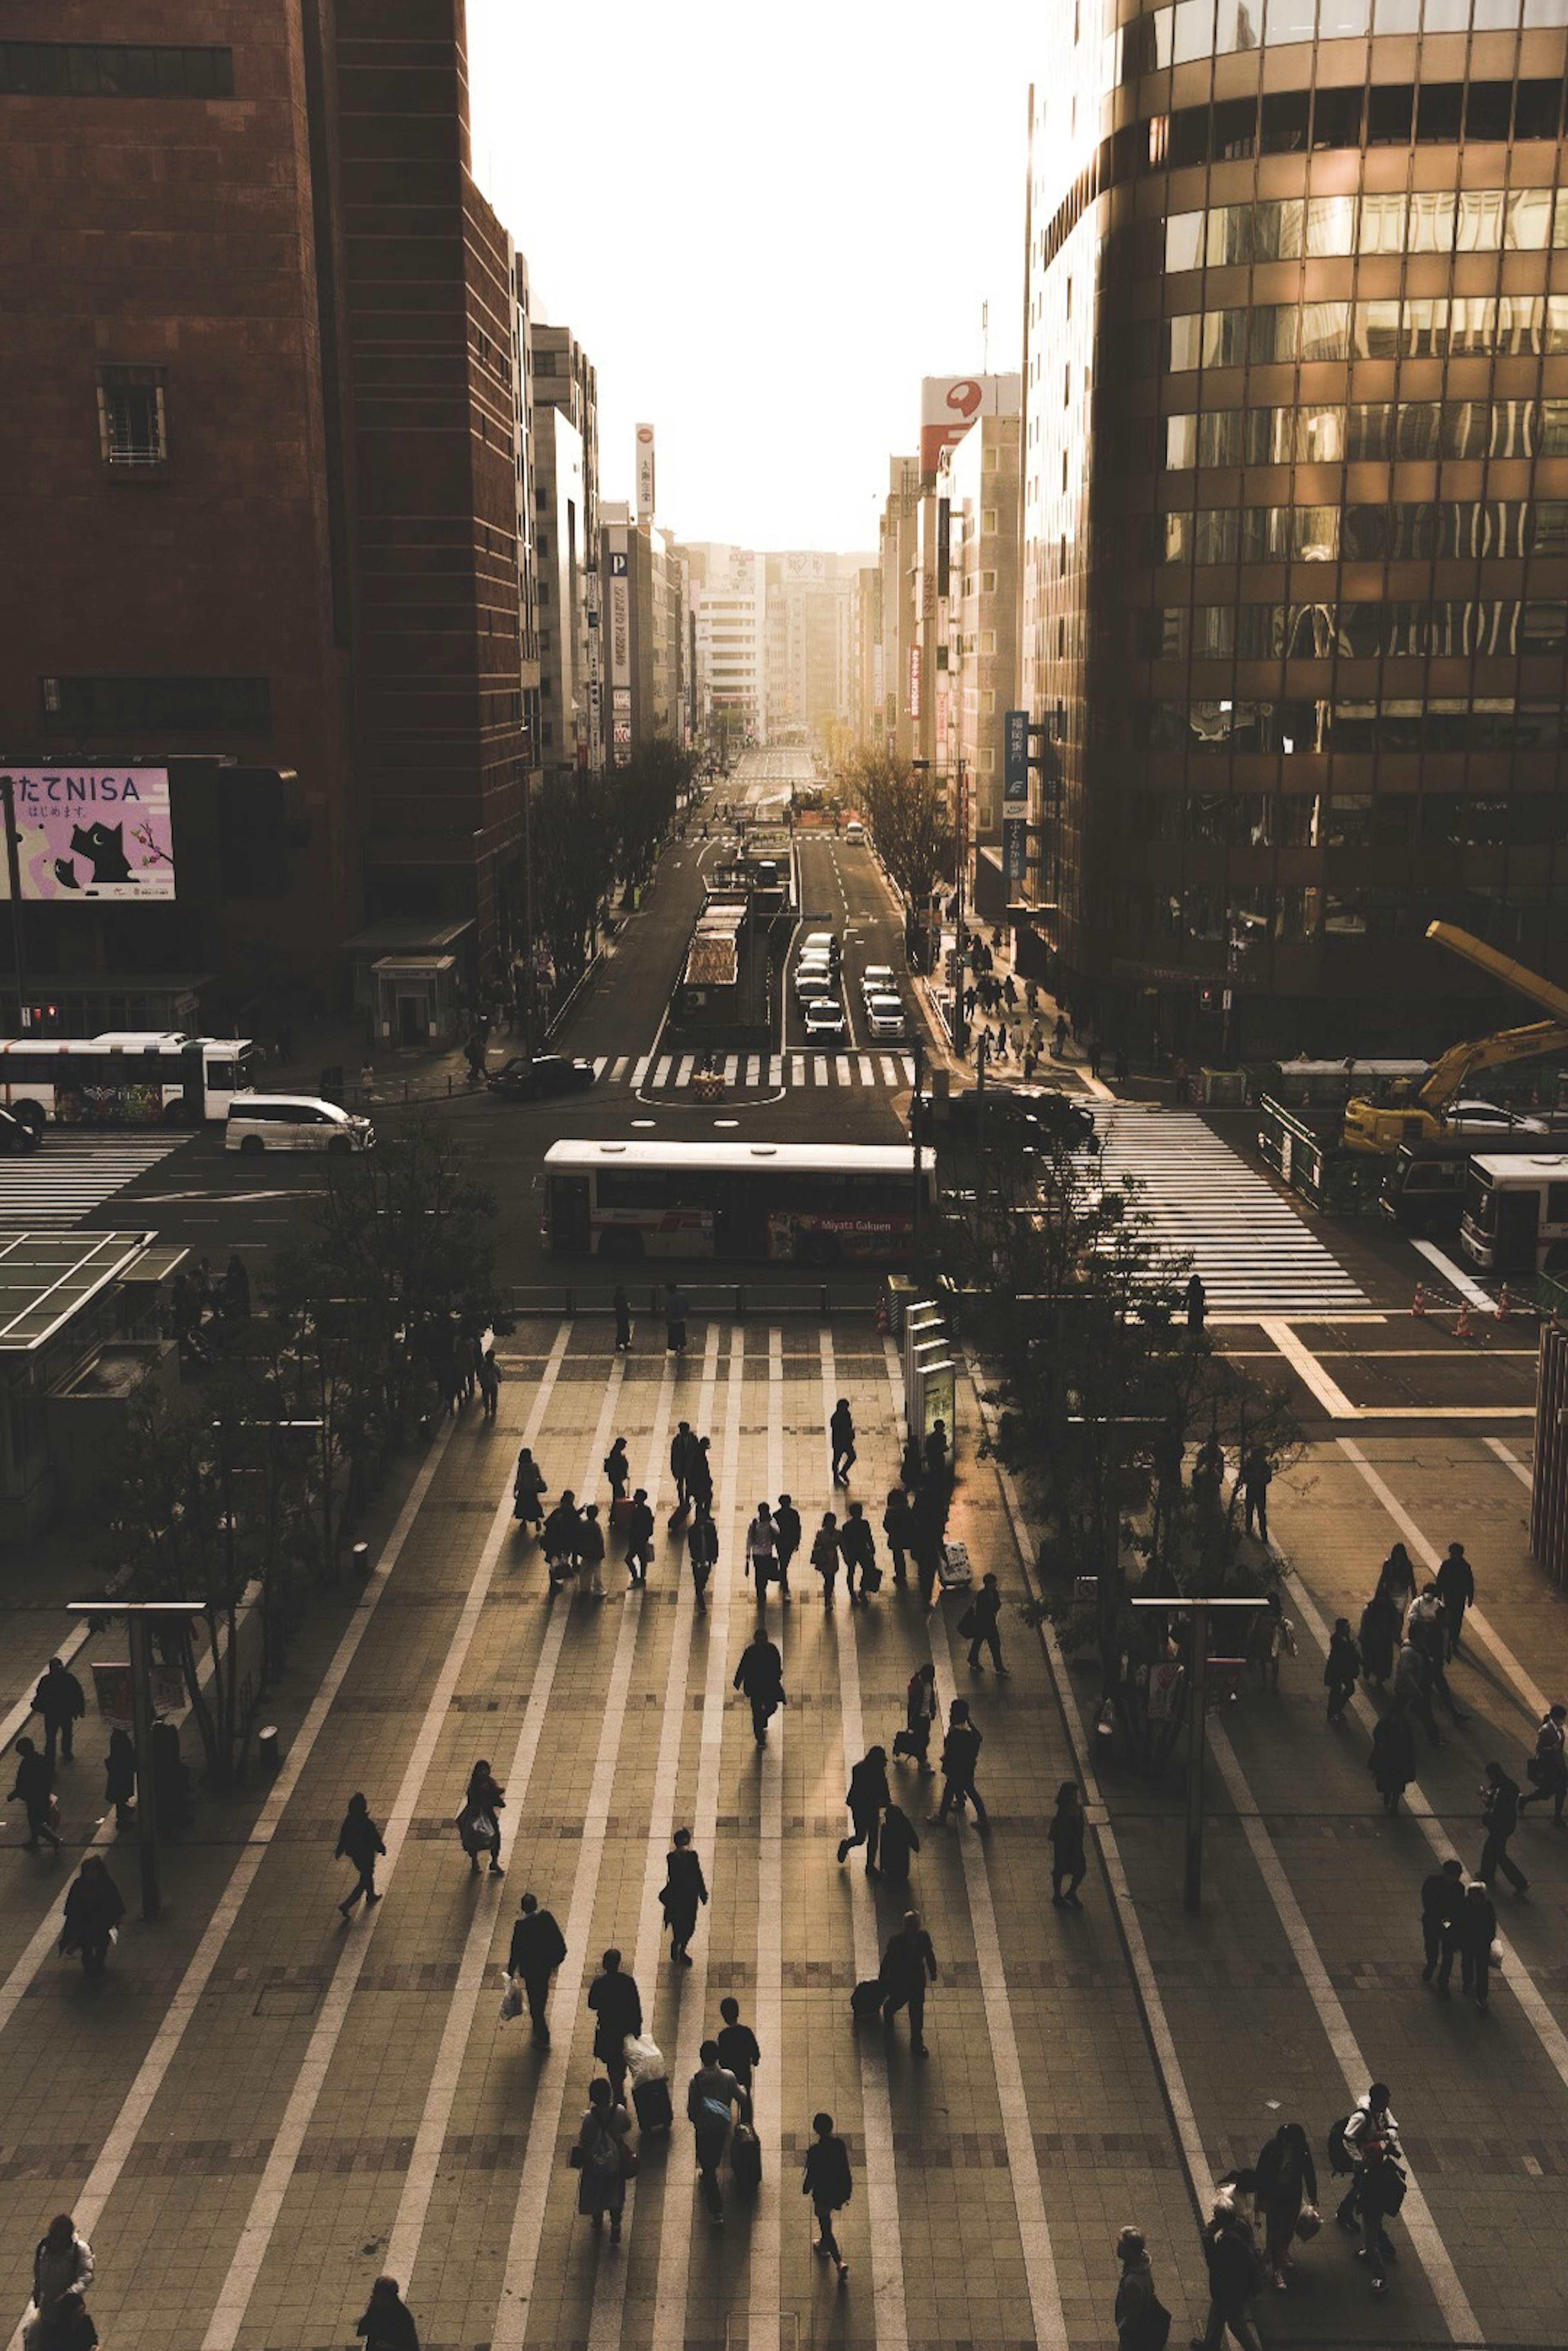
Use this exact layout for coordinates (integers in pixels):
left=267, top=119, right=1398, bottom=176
left=1131, top=1593, right=1267, bottom=1912
left=67, top=1599, right=206, bottom=1922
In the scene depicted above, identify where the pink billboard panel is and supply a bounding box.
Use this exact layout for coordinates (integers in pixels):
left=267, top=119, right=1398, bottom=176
left=0, top=768, right=176, bottom=899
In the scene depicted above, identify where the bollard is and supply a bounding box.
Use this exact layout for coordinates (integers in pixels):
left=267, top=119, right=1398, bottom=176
left=1496, top=1284, right=1510, bottom=1321
left=1455, top=1300, right=1473, bottom=1341
left=258, top=1725, right=281, bottom=1770
left=1412, top=1282, right=1427, bottom=1317
left=352, top=1541, right=371, bottom=1577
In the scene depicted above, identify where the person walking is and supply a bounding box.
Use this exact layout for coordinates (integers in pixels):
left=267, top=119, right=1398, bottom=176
left=670, top=1421, right=699, bottom=1510
left=803, top=2112, right=853, bottom=2285
left=715, top=1995, right=760, bottom=2092
left=1114, top=2227, right=1163, bottom=2351
left=24, top=2216, right=94, bottom=2351
left=1419, top=1857, right=1466, bottom=1994
left=1458, top=1879, right=1499, bottom=2012
left=837, top=1501, right=878, bottom=1605
left=1479, top=1760, right=1529, bottom=1895
left=1376, top=1542, right=1417, bottom=1631
left=962, top=1572, right=1009, bottom=1673
left=811, top=1512, right=841, bottom=1605
left=687, top=2041, right=750, bottom=2223
left=687, top=1502, right=719, bottom=1611
left=898, top=1661, right=938, bottom=1775
left=604, top=1437, right=630, bottom=1502
left=923, top=1419, right=951, bottom=1489
left=1358, top=1586, right=1399, bottom=1691
left=1354, top=2138, right=1406, bottom=2295
left=838, top=1747, right=890, bottom=1877
left=1518, top=1701, right=1568, bottom=1824
left=883, top=1486, right=914, bottom=1586
left=508, top=1892, right=568, bottom=2046
left=745, top=1502, right=779, bottom=1595
left=1255, top=2122, right=1317, bottom=2291
left=457, top=1760, right=505, bottom=1877
left=11, top=1737, right=62, bottom=1857
left=577, top=1502, right=607, bottom=1600
left=1392, top=1640, right=1443, bottom=1749
left=773, top=1494, right=800, bottom=1597
left=663, top=1280, right=689, bottom=1354
left=335, top=1792, right=385, bottom=1916
left=1324, top=1618, right=1361, bottom=1724
left=612, top=1284, right=633, bottom=1354
left=512, top=1447, right=547, bottom=1530
left=932, top=1699, right=988, bottom=1827
left=1405, top=1586, right=1469, bottom=1726
left=910, top=1487, right=946, bottom=1607
left=353, top=2276, right=419, bottom=2350
left=689, top=1436, right=714, bottom=1515
left=830, top=1398, right=856, bottom=1485
left=1241, top=1448, right=1272, bottom=1543
left=1435, top=1541, right=1474, bottom=1658
left=660, top=1826, right=708, bottom=1965
left=879, top=1909, right=938, bottom=2057
left=30, top=1657, right=86, bottom=1768
left=1334, top=2083, right=1399, bottom=2246
left=476, top=1344, right=500, bottom=1419
left=1250, top=1593, right=1296, bottom=1695
left=587, top=1949, right=643, bottom=2101
left=1185, top=1273, right=1208, bottom=1336
left=877, top=1800, right=921, bottom=1888
left=59, top=1858, right=126, bottom=1983
left=733, top=1627, right=786, bottom=1744
left=103, top=1726, right=136, bottom=1831
left=572, top=2078, right=632, bottom=2244
left=1192, top=2196, right=1267, bottom=2350
left=1048, top=1781, right=1088, bottom=1906
left=623, top=1488, right=654, bottom=1587
left=900, top=1431, right=924, bottom=1494
left=1367, top=1711, right=1416, bottom=1815
left=542, top=1490, right=584, bottom=1589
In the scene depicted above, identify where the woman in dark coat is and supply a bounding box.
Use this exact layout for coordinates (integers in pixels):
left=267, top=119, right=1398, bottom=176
left=104, top=1728, right=136, bottom=1831
left=512, top=1448, right=547, bottom=1529
left=660, top=1827, right=708, bottom=1965
left=811, top=1513, right=840, bottom=1604
left=882, top=1487, right=914, bottom=1585
left=1368, top=1710, right=1417, bottom=1815
left=1048, top=1782, right=1087, bottom=1906
left=575, top=2078, right=631, bottom=2239
left=1358, top=1587, right=1399, bottom=1689
left=336, top=1792, right=386, bottom=1916
left=1376, top=1542, right=1417, bottom=1629
left=60, top=1858, right=126, bottom=1981
left=1256, top=2120, right=1318, bottom=2288
left=458, top=1760, right=505, bottom=1877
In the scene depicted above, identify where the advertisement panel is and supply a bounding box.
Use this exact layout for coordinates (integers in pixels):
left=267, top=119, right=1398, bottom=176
left=0, top=767, right=175, bottom=900
left=1003, top=814, right=1029, bottom=884
left=1003, top=709, right=1030, bottom=803
left=635, top=424, right=656, bottom=521
left=918, top=373, right=1022, bottom=473
left=907, top=645, right=922, bottom=722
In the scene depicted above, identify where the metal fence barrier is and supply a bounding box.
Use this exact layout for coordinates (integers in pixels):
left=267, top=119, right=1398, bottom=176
left=506, top=1283, right=881, bottom=1320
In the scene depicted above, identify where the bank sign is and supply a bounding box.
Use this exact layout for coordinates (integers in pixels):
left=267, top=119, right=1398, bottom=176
left=0, top=768, right=175, bottom=900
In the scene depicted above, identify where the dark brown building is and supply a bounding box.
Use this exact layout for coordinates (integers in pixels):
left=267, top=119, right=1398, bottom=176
left=0, top=2, right=535, bottom=1036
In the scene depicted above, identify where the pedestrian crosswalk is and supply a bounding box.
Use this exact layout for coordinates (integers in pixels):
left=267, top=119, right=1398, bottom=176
left=1094, top=1109, right=1370, bottom=1316
left=0, top=1133, right=187, bottom=1227
left=589, top=1050, right=917, bottom=1091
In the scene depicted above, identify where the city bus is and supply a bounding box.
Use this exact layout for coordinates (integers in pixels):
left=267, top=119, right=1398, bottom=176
left=0, top=1034, right=262, bottom=1128
left=1460, top=1153, right=1568, bottom=1274
left=1379, top=1129, right=1563, bottom=1238
left=542, top=1139, right=936, bottom=1264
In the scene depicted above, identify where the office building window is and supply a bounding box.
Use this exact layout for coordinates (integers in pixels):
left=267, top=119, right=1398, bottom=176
left=96, top=366, right=168, bottom=471
left=41, top=676, right=271, bottom=734
left=0, top=42, right=234, bottom=96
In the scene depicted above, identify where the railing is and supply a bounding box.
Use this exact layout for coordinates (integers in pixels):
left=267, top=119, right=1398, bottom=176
left=1256, top=1095, right=1385, bottom=1216
left=506, top=1282, right=882, bottom=1320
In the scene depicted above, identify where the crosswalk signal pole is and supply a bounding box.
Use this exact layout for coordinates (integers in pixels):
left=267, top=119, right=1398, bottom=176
left=68, top=1599, right=206, bottom=1922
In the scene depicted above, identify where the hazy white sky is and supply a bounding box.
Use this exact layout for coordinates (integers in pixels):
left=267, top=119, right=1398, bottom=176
left=466, top=0, right=1038, bottom=555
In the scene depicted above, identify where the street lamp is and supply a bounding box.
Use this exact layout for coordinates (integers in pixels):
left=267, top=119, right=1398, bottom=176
left=911, top=756, right=968, bottom=1051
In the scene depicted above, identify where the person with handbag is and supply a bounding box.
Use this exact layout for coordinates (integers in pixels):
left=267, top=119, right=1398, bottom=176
left=895, top=1662, right=939, bottom=1774
left=1254, top=2122, right=1317, bottom=2291
left=586, top=1949, right=642, bottom=2100
left=1517, top=1701, right=1568, bottom=1824
left=457, top=1760, right=505, bottom=1878
left=745, top=1503, right=779, bottom=1594
left=22, top=2215, right=94, bottom=2351
left=541, top=1492, right=582, bottom=1588
left=508, top=1892, right=567, bottom=2046
left=1114, top=2226, right=1169, bottom=2351
left=572, top=2078, right=632, bottom=2243
left=659, top=1827, right=708, bottom=1965
left=59, top=1857, right=125, bottom=1983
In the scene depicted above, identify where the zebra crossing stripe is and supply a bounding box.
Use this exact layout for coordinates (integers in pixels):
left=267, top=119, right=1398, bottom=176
left=632, top=1056, right=650, bottom=1086
left=811, top=1060, right=827, bottom=1086
left=769, top=1055, right=783, bottom=1083
left=0, top=1137, right=186, bottom=1228
left=791, top=1056, right=804, bottom=1085
left=723, top=1055, right=738, bottom=1082
left=610, top=1056, right=629, bottom=1082
left=675, top=1055, right=694, bottom=1086
left=858, top=1055, right=875, bottom=1085
left=653, top=1057, right=672, bottom=1086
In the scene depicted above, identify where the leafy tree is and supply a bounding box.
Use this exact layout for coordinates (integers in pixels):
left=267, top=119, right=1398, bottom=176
left=532, top=768, right=615, bottom=988
left=612, top=736, right=695, bottom=888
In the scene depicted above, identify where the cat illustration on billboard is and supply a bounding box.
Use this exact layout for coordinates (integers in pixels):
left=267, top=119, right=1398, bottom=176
left=0, top=769, right=176, bottom=900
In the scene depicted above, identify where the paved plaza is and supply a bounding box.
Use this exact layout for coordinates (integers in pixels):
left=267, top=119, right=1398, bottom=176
left=1, top=1314, right=1565, bottom=2351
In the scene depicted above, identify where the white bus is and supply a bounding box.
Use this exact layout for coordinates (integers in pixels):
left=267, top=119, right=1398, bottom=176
left=1460, top=1153, right=1568, bottom=1275
left=543, top=1138, right=936, bottom=1265
left=0, top=1033, right=263, bottom=1128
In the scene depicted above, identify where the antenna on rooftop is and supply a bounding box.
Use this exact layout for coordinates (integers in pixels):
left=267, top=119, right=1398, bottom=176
left=982, top=299, right=989, bottom=370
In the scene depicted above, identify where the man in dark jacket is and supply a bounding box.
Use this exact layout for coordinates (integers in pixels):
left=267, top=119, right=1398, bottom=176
left=687, top=1503, right=719, bottom=1611
left=773, top=1494, right=801, bottom=1598
left=877, top=1801, right=921, bottom=1888
left=623, top=1488, right=655, bottom=1586
left=60, top=1857, right=126, bottom=1981
left=670, top=1422, right=699, bottom=1509
left=1420, top=1857, right=1466, bottom=1993
left=508, top=1892, right=568, bottom=2046
left=836, top=1502, right=878, bottom=1605
left=1405, top=1587, right=1469, bottom=1725
left=1518, top=1700, right=1568, bottom=1823
left=9, top=1735, right=61, bottom=1856
left=733, top=1629, right=785, bottom=1744
left=1459, top=1878, right=1499, bottom=2012
left=880, top=1910, right=938, bottom=2056
left=31, top=1657, right=87, bottom=1767
left=586, top=1949, right=642, bottom=2099
left=1434, top=1540, right=1475, bottom=1659
left=660, top=1827, right=708, bottom=1965
left=964, top=1573, right=1009, bottom=1674
left=1193, top=2198, right=1267, bottom=2350
left=1479, top=1760, right=1529, bottom=1895
left=837, top=1747, right=890, bottom=1875
left=932, top=1700, right=988, bottom=1827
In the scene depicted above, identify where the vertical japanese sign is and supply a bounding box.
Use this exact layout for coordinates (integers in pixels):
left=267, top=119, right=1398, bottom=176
left=1003, top=710, right=1029, bottom=803
left=635, top=424, right=656, bottom=522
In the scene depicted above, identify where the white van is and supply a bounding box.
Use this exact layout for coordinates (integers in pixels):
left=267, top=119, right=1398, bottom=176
left=225, top=1095, right=375, bottom=1155
left=843, top=820, right=866, bottom=845
left=866, top=993, right=908, bottom=1041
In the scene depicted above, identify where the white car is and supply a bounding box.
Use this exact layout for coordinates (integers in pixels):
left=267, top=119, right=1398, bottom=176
left=865, top=993, right=907, bottom=1041
left=860, top=964, right=897, bottom=1003
left=225, top=1095, right=375, bottom=1154
left=804, top=999, right=847, bottom=1044
left=802, top=932, right=837, bottom=957
left=1446, top=1100, right=1548, bottom=1133
left=793, top=968, right=836, bottom=1003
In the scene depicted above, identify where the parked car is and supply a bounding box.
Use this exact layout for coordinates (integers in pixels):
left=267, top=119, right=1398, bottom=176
left=0, top=1103, right=41, bottom=1152
left=804, top=999, right=848, bottom=1045
left=225, top=1096, right=375, bottom=1154
left=487, top=1053, right=597, bottom=1102
left=865, top=993, right=907, bottom=1042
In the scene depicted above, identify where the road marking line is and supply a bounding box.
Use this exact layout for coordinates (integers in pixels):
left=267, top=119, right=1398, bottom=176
left=1210, top=1717, right=1485, bottom=2340
left=1337, top=1436, right=1550, bottom=1720
left=812, top=1060, right=826, bottom=1086
left=900, top=1055, right=914, bottom=1082
left=833, top=1055, right=850, bottom=1084
left=1412, top=1237, right=1494, bottom=1308
left=858, top=1054, right=874, bottom=1085
left=676, top=1055, right=694, bottom=1087
left=879, top=1055, right=897, bottom=1084
left=724, top=1055, right=738, bottom=1082
left=1486, top=1435, right=1533, bottom=1488
left=592, top=1056, right=608, bottom=1076
left=770, top=1055, right=783, bottom=1083
left=745, top=1055, right=760, bottom=1086
left=198, top=1340, right=572, bottom=2351
left=648, top=1329, right=748, bottom=2351
left=791, top=1056, right=804, bottom=1085
left=611, top=1056, right=629, bottom=1082
left=633, top=1056, right=651, bottom=1086
left=1259, top=1317, right=1359, bottom=1417
left=821, top=1330, right=909, bottom=2351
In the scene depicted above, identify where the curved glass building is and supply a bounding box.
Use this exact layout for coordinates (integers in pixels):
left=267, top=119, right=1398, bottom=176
left=1020, top=0, right=1568, bottom=1056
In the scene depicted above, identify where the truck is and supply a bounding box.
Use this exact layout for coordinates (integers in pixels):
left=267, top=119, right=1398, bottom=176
left=1342, top=921, right=1568, bottom=1154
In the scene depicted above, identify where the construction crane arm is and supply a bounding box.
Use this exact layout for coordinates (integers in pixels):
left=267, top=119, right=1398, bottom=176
left=1417, top=1018, right=1568, bottom=1112
left=1425, top=920, right=1568, bottom=1026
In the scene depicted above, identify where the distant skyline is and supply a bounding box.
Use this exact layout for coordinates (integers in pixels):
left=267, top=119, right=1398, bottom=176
left=466, top=0, right=1036, bottom=553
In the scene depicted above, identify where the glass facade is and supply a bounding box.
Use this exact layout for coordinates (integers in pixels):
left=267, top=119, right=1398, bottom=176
left=1021, top=7, right=1568, bottom=1052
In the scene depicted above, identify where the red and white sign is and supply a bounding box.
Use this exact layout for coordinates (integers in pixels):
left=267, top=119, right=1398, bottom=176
left=918, top=373, right=1021, bottom=473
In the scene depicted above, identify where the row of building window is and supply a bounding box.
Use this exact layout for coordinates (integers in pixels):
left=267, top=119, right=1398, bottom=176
left=1163, top=397, right=1568, bottom=467
left=1123, top=0, right=1568, bottom=80
left=1166, top=187, right=1568, bottom=271
left=1153, top=497, right=1568, bottom=561
left=40, top=676, right=272, bottom=735
left=1163, top=292, right=1568, bottom=370
left=1136, top=695, right=1565, bottom=750
left=1130, top=884, right=1564, bottom=951
left=1128, top=785, right=1568, bottom=848
left=1147, top=597, right=1568, bottom=656
left=1154, top=78, right=1566, bottom=170
left=0, top=43, right=234, bottom=98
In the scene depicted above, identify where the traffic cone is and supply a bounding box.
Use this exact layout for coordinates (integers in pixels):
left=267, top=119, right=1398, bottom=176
left=1411, top=1282, right=1426, bottom=1317
left=1455, top=1300, right=1472, bottom=1341
left=1496, top=1285, right=1510, bottom=1321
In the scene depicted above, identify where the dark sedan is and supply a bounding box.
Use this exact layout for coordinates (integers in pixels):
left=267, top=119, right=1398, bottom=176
left=487, top=1054, right=597, bottom=1102
left=0, top=1103, right=41, bottom=1152
left=915, top=1082, right=1097, bottom=1149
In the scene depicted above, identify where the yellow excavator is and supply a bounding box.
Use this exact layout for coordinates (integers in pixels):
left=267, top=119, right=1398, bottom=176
left=1342, top=920, right=1568, bottom=1153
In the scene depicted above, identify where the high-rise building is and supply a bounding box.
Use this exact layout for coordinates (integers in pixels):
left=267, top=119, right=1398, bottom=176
left=687, top=545, right=768, bottom=753
left=531, top=323, right=601, bottom=775
left=874, top=458, right=924, bottom=762
left=0, top=2, right=540, bottom=1033
left=939, top=406, right=1023, bottom=921
left=601, top=509, right=691, bottom=758
left=762, top=554, right=869, bottom=745
left=1022, top=3, right=1568, bottom=1058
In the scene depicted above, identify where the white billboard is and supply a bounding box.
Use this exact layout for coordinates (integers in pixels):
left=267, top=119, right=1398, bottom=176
left=635, top=424, right=656, bottom=521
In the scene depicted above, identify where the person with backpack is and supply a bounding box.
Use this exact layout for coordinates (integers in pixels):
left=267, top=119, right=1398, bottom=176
left=1406, top=1585, right=1469, bottom=1726
left=1354, top=2138, right=1406, bottom=2295
left=882, top=1486, right=913, bottom=1586
left=897, top=1661, right=938, bottom=1775
left=686, top=2041, right=750, bottom=2222
left=837, top=1501, right=878, bottom=1604
left=745, top=1503, right=779, bottom=1594
left=1114, top=2226, right=1169, bottom=2351
left=1192, top=2196, right=1267, bottom=2350
left=773, top=1494, right=800, bottom=1598
left=603, top=1436, right=630, bottom=1502
left=1323, top=1618, right=1361, bottom=1724
left=1333, top=2083, right=1401, bottom=2285
left=687, top=1503, right=719, bottom=1612
left=1517, top=1701, right=1568, bottom=1825
left=622, top=1488, right=655, bottom=1587
left=573, top=2077, right=632, bottom=2243
left=1458, top=1878, right=1499, bottom=2012
left=803, top=2111, right=852, bottom=2285
left=1255, top=2121, right=1317, bottom=2291
left=732, top=1628, right=785, bottom=1745
left=837, top=1747, right=890, bottom=1876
